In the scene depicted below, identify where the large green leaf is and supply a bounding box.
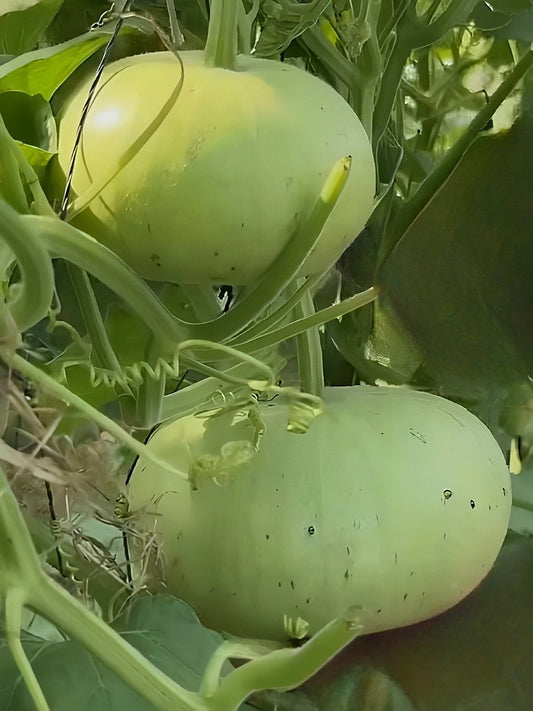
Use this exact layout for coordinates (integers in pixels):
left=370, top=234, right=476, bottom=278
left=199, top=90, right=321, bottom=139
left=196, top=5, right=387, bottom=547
left=0, top=90, right=56, bottom=150
left=375, top=112, right=533, bottom=399
left=0, top=0, right=64, bottom=55
left=0, top=594, right=253, bottom=710
left=0, top=31, right=111, bottom=98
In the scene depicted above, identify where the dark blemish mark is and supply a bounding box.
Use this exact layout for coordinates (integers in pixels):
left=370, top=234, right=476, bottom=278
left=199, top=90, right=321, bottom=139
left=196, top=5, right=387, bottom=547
left=307, top=526, right=315, bottom=535
left=380, top=432, right=384, bottom=436
left=230, top=266, right=236, bottom=271
left=403, top=593, right=408, bottom=601
left=241, top=222, right=245, bottom=228
left=276, top=504, right=280, bottom=509
left=275, top=488, right=279, bottom=492
left=214, top=251, right=219, bottom=256
left=140, top=466, right=146, bottom=473
left=394, top=553, right=398, bottom=564
left=233, top=592, right=237, bottom=596
left=376, top=514, right=380, bottom=525
left=488, top=505, right=492, bottom=511
left=265, top=534, right=270, bottom=540
left=346, top=546, right=350, bottom=555
left=344, top=569, right=350, bottom=580
left=278, top=581, right=282, bottom=588
left=376, top=609, right=382, bottom=614
left=443, top=489, right=452, bottom=499
left=210, top=586, right=215, bottom=592
left=503, top=488, right=507, bottom=496
left=409, top=428, right=427, bottom=443
left=306, top=598, right=310, bottom=604
left=410, top=571, right=414, bottom=576
left=443, top=533, right=447, bottom=540
left=470, top=500, right=476, bottom=509
left=290, top=580, right=295, bottom=590
left=147, top=222, right=152, bottom=234
left=150, top=253, right=160, bottom=262
left=320, top=106, right=324, bottom=110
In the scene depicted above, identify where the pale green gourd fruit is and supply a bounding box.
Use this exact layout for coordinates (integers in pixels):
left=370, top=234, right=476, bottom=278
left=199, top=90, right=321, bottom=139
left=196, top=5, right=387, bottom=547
left=128, top=386, right=511, bottom=640
left=53, top=51, right=375, bottom=285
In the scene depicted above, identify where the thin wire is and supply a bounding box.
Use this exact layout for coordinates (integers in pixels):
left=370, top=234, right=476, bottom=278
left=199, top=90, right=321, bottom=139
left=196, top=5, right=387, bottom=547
left=59, top=15, right=125, bottom=220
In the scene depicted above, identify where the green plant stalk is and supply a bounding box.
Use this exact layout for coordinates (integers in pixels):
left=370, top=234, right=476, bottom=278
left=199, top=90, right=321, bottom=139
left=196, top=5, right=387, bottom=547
left=5, top=588, right=51, bottom=711
left=302, top=25, right=359, bottom=92
left=294, top=286, right=324, bottom=397
left=191, top=155, right=352, bottom=344
left=227, top=276, right=321, bottom=345
left=378, top=48, right=533, bottom=265
left=0, top=350, right=187, bottom=480
left=181, top=284, right=224, bottom=322
left=371, top=31, right=412, bottom=149
left=66, top=262, right=138, bottom=420
left=160, top=360, right=279, bottom=420
left=355, top=0, right=383, bottom=141
left=237, top=287, right=377, bottom=353
left=0, top=202, right=54, bottom=332
left=34, top=577, right=205, bottom=711
left=135, top=336, right=167, bottom=428
left=204, top=0, right=240, bottom=69
left=205, top=616, right=364, bottom=709
left=0, top=120, right=28, bottom=213
left=24, top=214, right=191, bottom=349
left=179, top=340, right=275, bottom=388
left=66, top=264, right=123, bottom=375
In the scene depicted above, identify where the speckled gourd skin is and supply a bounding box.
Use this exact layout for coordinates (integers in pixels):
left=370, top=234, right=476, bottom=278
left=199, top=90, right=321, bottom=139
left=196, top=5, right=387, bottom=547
left=53, top=51, right=375, bottom=285
left=128, top=386, right=511, bottom=640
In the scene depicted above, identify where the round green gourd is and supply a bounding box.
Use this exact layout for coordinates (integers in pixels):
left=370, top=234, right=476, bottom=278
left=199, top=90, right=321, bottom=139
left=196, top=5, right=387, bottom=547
left=128, top=386, right=511, bottom=640
left=53, top=51, right=375, bottom=285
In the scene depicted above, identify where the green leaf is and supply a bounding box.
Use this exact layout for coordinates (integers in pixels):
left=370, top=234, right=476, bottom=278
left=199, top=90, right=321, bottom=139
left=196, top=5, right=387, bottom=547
left=0, top=90, right=56, bottom=150
left=0, top=594, right=251, bottom=710
left=375, top=112, right=533, bottom=399
left=0, top=0, right=64, bottom=55
left=0, top=30, right=111, bottom=99
left=255, top=0, right=332, bottom=58
left=473, top=1, right=533, bottom=40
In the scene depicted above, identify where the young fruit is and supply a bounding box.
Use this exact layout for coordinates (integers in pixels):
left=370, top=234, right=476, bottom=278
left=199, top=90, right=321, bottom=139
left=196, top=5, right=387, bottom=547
left=127, top=386, right=511, bottom=641
left=52, top=51, right=375, bottom=285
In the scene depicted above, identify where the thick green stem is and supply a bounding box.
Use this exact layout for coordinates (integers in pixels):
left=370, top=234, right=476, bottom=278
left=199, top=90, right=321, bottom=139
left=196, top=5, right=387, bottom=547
left=181, top=284, right=223, bottom=321
left=66, top=264, right=123, bottom=374
left=0, top=202, right=54, bottom=332
left=204, top=0, right=240, bottom=69
left=293, top=286, right=324, bottom=397
left=204, top=616, right=363, bottom=709
left=24, top=214, right=191, bottom=349
left=237, top=287, right=377, bottom=353
left=135, top=336, right=167, bottom=428
left=5, top=588, right=51, bottom=711
left=0, top=121, right=28, bottom=213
